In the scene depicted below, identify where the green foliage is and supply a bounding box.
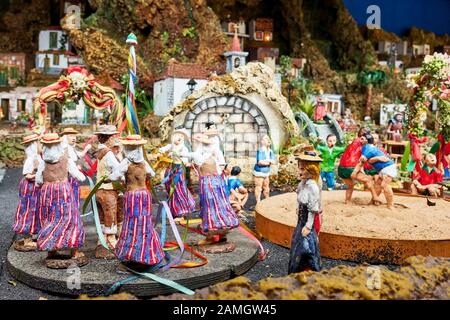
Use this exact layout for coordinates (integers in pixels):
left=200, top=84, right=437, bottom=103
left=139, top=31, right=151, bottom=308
left=83, top=14, right=98, bottom=28
left=290, top=77, right=314, bottom=102
left=294, top=97, right=315, bottom=119
left=343, top=131, right=357, bottom=146
left=279, top=55, right=292, bottom=81
left=161, top=31, right=170, bottom=46
left=182, top=27, right=197, bottom=39
left=357, top=69, right=388, bottom=87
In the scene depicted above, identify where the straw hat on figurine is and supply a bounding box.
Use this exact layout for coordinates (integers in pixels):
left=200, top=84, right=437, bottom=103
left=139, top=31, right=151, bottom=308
left=60, top=127, right=80, bottom=136
left=40, top=133, right=63, bottom=145
left=94, top=124, right=119, bottom=135
left=294, top=145, right=323, bottom=163
left=172, top=127, right=190, bottom=141
left=119, top=134, right=147, bottom=146
left=21, top=134, right=40, bottom=145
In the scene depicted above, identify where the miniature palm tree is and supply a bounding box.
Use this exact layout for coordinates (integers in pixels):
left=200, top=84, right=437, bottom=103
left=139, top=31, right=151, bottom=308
left=357, top=69, right=387, bottom=117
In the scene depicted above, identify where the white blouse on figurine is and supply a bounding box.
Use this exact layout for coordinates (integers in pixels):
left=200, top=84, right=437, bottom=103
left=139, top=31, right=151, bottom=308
left=159, top=143, right=189, bottom=164
left=35, top=144, right=86, bottom=185
left=22, top=142, right=41, bottom=176
left=296, top=179, right=321, bottom=230
left=110, top=147, right=155, bottom=182
left=109, top=159, right=155, bottom=182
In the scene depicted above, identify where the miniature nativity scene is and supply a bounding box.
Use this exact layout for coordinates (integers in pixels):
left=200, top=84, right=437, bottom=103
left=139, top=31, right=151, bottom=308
left=1, top=0, right=450, bottom=301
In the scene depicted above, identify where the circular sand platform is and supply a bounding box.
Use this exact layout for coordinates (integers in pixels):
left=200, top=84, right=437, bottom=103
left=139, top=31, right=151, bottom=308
left=7, top=223, right=259, bottom=297
left=255, top=190, right=450, bottom=264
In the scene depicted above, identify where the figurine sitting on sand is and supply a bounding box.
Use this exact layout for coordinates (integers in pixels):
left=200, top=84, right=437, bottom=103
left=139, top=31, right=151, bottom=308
left=227, top=166, right=249, bottom=218
left=411, top=154, right=443, bottom=198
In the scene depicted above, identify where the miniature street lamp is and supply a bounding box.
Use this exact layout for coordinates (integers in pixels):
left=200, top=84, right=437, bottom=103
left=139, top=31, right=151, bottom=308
left=287, top=82, right=295, bottom=105
left=187, top=79, right=197, bottom=94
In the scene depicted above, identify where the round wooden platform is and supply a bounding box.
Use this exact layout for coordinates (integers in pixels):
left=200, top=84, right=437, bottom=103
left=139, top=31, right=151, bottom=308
left=255, top=191, right=450, bottom=265
left=7, top=222, right=259, bottom=297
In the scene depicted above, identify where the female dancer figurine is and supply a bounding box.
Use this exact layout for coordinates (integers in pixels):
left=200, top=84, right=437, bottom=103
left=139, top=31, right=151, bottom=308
left=158, top=128, right=196, bottom=218
left=35, top=133, right=87, bottom=268
left=110, top=135, right=165, bottom=267
left=61, top=127, right=91, bottom=209
left=182, top=140, right=239, bottom=246
left=288, top=150, right=323, bottom=274
left=12, top=134, right=42, bottom=251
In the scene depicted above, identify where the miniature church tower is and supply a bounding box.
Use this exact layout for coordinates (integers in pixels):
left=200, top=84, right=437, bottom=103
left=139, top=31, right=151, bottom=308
left=224, top=24, right=249, bottom=73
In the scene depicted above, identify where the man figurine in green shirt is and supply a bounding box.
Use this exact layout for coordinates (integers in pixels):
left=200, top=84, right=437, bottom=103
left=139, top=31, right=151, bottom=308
left=317, top=134, right=346, bottom=190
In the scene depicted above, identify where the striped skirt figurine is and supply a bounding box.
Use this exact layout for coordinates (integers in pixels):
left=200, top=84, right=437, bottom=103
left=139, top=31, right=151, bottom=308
left=199, top=175, right=240, bottom=233
left=164, top=164, right=196, bottom=217
left=37, top=181, right=85, bottom=251
left=13, top=178, right=41, bottom=235
left=69, top=176, right=80, bottom=210
left=115, top=189, right=165, bottom=265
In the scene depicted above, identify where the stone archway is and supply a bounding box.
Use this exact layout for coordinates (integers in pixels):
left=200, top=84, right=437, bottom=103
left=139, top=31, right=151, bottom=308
left=184, top=96, right=269, bottom=158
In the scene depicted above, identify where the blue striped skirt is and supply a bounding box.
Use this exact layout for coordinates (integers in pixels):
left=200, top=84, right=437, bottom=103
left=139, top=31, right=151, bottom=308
left=199, top=175, right=240, bottom=233
left=69, top=176, right=80, bottom=210
left=37, top=181, right=85, bottom=251
left=115, top=189, right=164, bottom=265
left=13, top=178, right=41, bottom=235
left=164, top=164, right=196, bottom=217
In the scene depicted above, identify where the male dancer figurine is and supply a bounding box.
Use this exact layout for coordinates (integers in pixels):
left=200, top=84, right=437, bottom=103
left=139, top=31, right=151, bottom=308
left=94, top=125, right=120, bottom=259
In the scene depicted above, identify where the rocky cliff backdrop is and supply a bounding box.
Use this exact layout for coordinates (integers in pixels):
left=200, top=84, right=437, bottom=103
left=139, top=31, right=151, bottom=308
left=0, top=0, right=445, bottom=116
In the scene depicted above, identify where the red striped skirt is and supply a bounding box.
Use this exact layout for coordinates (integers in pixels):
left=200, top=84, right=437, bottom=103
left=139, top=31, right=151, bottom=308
left=115, top=189, right=164, bottom=265
left=12, top=178, right=41, bottom=235
left=164, top=164, right=196, bottom=217
left=199, top=175, right=240, bottom=233
left=37, top=181, right=85, bottom=251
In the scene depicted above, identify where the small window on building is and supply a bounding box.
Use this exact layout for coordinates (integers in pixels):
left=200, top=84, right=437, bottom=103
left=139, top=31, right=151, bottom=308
left=49, top=32, right=58, bottom=49
left=53, top=54, right=60, bottom=66
left=17, top=99, right=26, bottom=112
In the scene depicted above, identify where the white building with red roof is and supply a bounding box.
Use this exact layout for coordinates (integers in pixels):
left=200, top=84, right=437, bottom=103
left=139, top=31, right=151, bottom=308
left=153, top=59, right=210, bottom=116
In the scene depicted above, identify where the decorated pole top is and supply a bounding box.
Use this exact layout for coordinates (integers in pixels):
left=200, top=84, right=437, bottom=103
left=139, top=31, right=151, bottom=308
left=126, top=33, right=138, bottom=46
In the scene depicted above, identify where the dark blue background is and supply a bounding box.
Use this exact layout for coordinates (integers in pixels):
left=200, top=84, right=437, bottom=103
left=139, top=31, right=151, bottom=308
left=343, top=0, right=450, bottom=35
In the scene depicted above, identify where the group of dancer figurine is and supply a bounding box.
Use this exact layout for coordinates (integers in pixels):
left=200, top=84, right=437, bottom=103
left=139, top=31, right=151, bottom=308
left=12, top=115, right=448, bottom=275
left=12, top=121, right=278, bottom=271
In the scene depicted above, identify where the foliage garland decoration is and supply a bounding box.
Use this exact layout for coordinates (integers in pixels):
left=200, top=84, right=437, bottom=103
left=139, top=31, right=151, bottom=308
left=406, top=52, right=450, bottom=139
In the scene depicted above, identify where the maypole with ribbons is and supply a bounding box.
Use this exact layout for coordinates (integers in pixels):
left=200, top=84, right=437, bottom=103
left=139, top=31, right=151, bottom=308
left=123, top=33, right=141, bottom=135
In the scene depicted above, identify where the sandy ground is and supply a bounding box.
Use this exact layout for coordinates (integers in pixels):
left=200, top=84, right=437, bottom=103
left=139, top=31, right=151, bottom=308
left=257, top=190, right=450, bottom=241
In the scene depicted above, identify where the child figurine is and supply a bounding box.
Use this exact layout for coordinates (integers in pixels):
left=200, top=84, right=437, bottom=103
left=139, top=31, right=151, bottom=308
left=158, top=128, right=196, bottom=218
left=228, top=166, right=249, bottom=217
left=61, top=127, right=92, bottom=210
left=12, top=134, right=42, bottom=252
left=354, top=133, right=397, bottom=209
left=289, top=150, right=323, bottom=274
left=316, top=134, right=345, bottom=190
left=109, top=135, right=165, bottom=268
left=181, top=142, right=239, bottom=246
left=35, top=133, right=87, bottom=268
left=253, top=135, right=276, bottom=204
left=411, top=154, right=443, bottom=197
left=94, top=125, right=120, bottom=259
